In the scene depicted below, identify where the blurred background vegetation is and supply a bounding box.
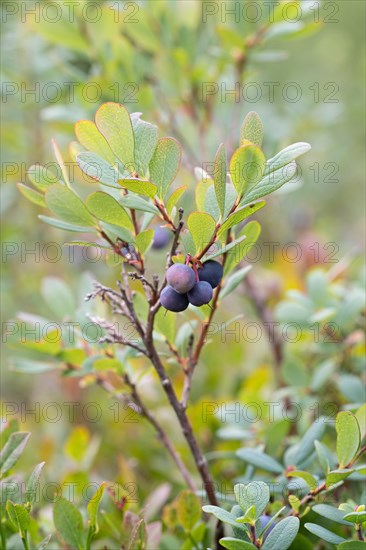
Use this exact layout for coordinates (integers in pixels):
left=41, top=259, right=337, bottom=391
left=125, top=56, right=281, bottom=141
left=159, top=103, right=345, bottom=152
left=1, top=0, right=365, bottom=546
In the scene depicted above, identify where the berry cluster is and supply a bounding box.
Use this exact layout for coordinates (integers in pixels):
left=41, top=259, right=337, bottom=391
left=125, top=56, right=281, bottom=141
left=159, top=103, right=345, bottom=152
left=160, top=260, right=223, bottom=312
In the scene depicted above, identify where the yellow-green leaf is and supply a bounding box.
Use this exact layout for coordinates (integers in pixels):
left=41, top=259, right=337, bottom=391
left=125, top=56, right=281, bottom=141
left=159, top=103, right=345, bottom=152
left=213, top=144, right=226, bottom=216
left=166, top=185, right=187, bottom=214
left=45, top=185, right=95, bottom=226
left=87, top=482, right=106, bottom=534
left=136, top=229, right=154, bottom=255
left=187, top=212, right=216, bottom=255
left=240, top=111, right=264, bottom=148
left=218, top=201, right=265, bottom=236
left=149, top=137, right=182, bottom=199
left=336, top=411, right=360, bottom=468
left=86, top=191, right=133, bottom=231
left=177, top=490, right=201, bottom=532
left=75, top=120, right=115, bottom=165
left=118, top=178, right=157, bottom=198
left=17, top=184, right=46, bottom=207
left=230, top=145, right=266, bottom=198
left=95, top=102, right=135, bottom=170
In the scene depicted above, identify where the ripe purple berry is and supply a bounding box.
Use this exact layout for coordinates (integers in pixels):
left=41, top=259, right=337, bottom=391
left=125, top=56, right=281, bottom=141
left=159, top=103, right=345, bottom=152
left=152, top=226, right=170, bottom=249
left=166, top=263, right=196, bottom=294
left=198, top=260, right=223, bottom=288
left=187, top=281, right=213, bottom=307
left=160, top=286, right=189, bottom=312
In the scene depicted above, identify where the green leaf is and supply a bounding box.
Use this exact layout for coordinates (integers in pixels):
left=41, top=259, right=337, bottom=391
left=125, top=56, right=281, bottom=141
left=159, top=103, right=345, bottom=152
left=304, top=523, right=345, bottom=544
left=290, top=417, right=327, bottom=467
left=118, top=178, right=157, bottom=198
left=236, top=449, right=283, bottom=474
left=187, top=212, right=216, bottom=255
left=264, top=143, right=311, bottom=175
left=312, top=504, right=351, bottom=525
left=336, top=411, right=361, bottom=468
left=234, top=482, right=270, bottom=518
left=51, top=139, right=71, bottom=188
left=230, top=145, right=266, bottom=198
left=17, top=184, right=46, bottom=207
left=205, top=184, right=221, bottom=221
left=287, top=471, right=317, bottom=491
left=218, top=201, right=265, bottom=236
left=220, top=538, right=256, bottom=549
left=136, top=229, right=154, bottom=255
left=177, top=490, right=201, bottom=532
left=53, top=497, right=84, bottom=550
left=243, top=161, right=297, bottom=203
left=224, top=220, right=261, bottom=275
left=0, top=432, right=30, bottom=476
left=149, top=137, right=182, bottom=199
left=6, top=501, right=30, bottom=536
left=196, top=177, right=213, bottom=211
left=86, top=191, right=133, bottom=231
left=95, top=102, right=135, bottom=170
left=76, top=152, right=119, bottom=187
left=262, top=517, right=300, bottom=550
left=131, top=115, right=159, bottom=177
left=236, top=505, right=257, bottom=524
left=355, top=404, right=366, bottom=440
left=326, top=468, right=354, bottom=488
left=240, top=112, right=264, bottom=148
left=26, top=462, right=45, bottom=504
left=117, top=196, right=157, bottom=216
left=337, top=543, right=366, bottom=549
left=41, top=277, right=75, bottom=318
left=221, top=266, right=252, bottom=299
left=11, top=358, right=57, bottom=374
left=314, top=440, right=331, bottom=473
left=213, top=144, right=227, bottom=216
left=166, top=186, right=187, bottom=214
left=45, top=184, right=95, bottom=226
left=207, top=235, right=247, bottom=260
left=75, top=120, right=115, bottom=165
left=202, top=506, right=247, bottom=534
left=342, top=511, right=366, bottom=524
left=87, top=482, right=106, bottom=533
left=100, top=222, right=134, bottom=245
left=38, top=215, right=96, bottom=233
left=27, top=164, right=60, bottom=191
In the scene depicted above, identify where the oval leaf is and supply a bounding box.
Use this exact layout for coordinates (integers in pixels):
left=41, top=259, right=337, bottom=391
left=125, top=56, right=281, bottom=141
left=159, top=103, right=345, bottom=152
left=53, top=497, right=84, bottom=550
left=214, top=144, right=226, bottom=216
left=118, top=178, right=157, bottom=198
left=262, top=517, right=300, bottom=550
left=240, top=112, right=264, bottom=148
left=336, top=411, right=361, bottom=468
left=187, top=212, right=216, bottom=255
left=230, top=145, right=266, bottom=198
left=86, top=191, right=133, bottom=231
left=218, top=201, right=265, bottom=236
left=95, top=102, right=135, bottom=170
left=75, top=120, right=115, bottom=165
left=149, top=137, right=182, bottom=199
left=45, top=185, right=95, bottom=226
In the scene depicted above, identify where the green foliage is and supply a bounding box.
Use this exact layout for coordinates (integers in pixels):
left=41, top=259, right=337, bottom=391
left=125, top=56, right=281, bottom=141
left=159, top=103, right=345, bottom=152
left=5, top=4, right=364, bottom=548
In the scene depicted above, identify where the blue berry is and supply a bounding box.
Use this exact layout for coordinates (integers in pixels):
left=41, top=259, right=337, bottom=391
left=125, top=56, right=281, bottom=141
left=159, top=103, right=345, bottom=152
left=160, top=286, right=189, bottom=312
left=198, top=260, right=223, bottom=288
left=152, top=226, right=170, bottom=249
left=187, top=281, right=213, bottom=306
left=166, top=263, right=196, bottom=294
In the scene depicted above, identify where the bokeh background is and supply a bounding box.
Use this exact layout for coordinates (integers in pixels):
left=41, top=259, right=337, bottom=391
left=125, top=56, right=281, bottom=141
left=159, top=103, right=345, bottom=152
left=1, top=0, right=365, bottom=537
